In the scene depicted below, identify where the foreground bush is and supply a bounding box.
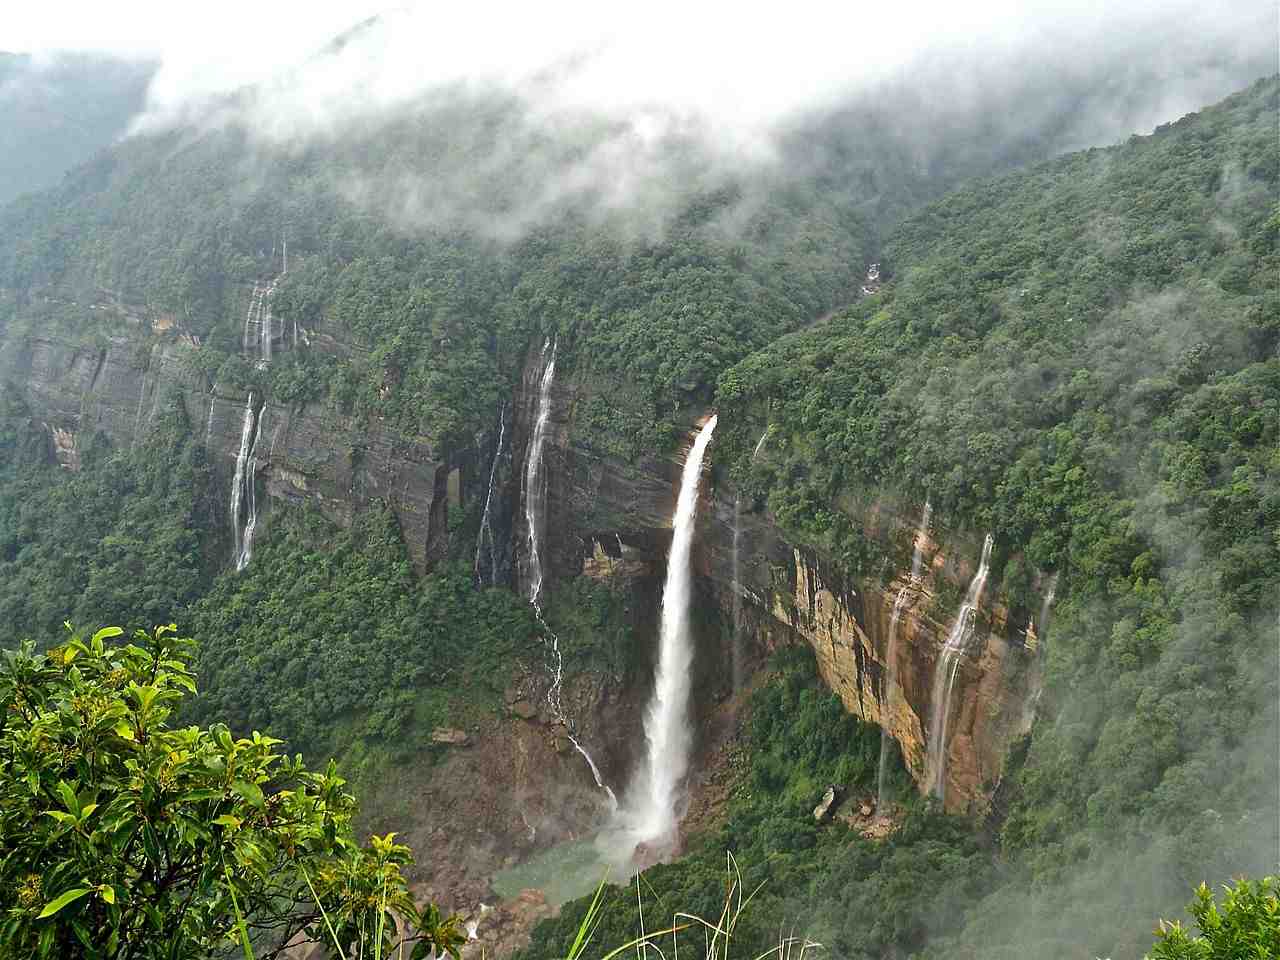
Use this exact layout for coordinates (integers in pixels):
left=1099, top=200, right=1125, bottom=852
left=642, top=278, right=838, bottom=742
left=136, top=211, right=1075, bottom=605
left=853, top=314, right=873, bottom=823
left=0, top=624, right=463, bottom=959
left=1147, top=877, right=1279, bottom=960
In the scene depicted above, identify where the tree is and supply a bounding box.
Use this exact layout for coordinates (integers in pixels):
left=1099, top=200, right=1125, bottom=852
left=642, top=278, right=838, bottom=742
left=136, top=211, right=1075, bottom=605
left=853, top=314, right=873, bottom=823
left=1146, top=878, right=1280, bottom=960
left=0, top=624, right=465, bottom=959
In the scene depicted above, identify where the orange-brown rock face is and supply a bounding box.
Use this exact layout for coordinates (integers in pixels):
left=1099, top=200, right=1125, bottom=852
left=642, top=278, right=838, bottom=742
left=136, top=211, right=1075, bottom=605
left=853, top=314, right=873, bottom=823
left=769, top=545, right=1041, bottom=814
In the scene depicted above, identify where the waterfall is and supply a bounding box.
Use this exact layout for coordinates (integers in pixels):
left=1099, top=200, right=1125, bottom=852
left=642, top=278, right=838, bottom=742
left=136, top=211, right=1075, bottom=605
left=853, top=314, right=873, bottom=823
left=524, top=340, right=555, bottom=609
left=731, top=425, right=770, bottom=696
left=876, top=587, right=910, bottom=811
left=261, top=294, right=272, bottom=362
left=237, top=406, right=266, bottom=572
left=569, top=736, right=617, bottom=808
left=911, top=501, right=933, bottom=579
left=475, top=402, right=508, bottom=585
left=926, top=533, right=994, bottom=801
left=631, top=415, right=718, bottom=850
left=518, top=340, right=616, bottom=808
left=204, top=394, right=216, bottom=448
left=229, top=394, right=256, bottom=568
left=243, top=285, right=262, bottom=356
left=877, top=501, right=930, bottom=812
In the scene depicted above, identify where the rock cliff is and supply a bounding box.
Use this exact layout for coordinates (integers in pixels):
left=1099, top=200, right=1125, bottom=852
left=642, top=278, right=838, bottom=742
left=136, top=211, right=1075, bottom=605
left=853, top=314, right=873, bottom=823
left=0, top=311, right=1044, bottom=815
left=0, top=321, right=462, bottom=572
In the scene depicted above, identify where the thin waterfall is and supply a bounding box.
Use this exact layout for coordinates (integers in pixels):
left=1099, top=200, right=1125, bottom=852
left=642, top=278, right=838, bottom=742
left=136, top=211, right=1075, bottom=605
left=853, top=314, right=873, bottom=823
left=229, top=394, right=256, bottom=568
left=261, top=293, right=272, bottom=362
left=877, top=501, right=930, bottom=811
left=243, top=285, right=261, bottom=356
left=236, top=406, right=266, bottom=572
left=520, top=340, right=616, bottom=809
left=876, top=586, right=910, bottom=812
left=204, top=393, right=216, bottom=448
left=911, top=501, right=933, bottom=579
left=927, top=533, right=994, bottom=800
left=631, top=415, right=718, bottom=849
left=1029, top=571, right=1059, bottom=651
left=731, top=426, right=770, bottom=696
left=475, top=402, right=508, bottom=585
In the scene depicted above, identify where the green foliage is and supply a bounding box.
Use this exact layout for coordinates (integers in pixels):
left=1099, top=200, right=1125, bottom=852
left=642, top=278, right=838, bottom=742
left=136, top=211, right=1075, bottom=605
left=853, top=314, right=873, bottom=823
left=0, top=394, right=217, bottom=642
left=714, top=75, right=1279, bottom=957
left=186, top=506, right=534, bottom=760
left=1146, top=878, right=1280, bottom=960
left=0, top=623, right=465, bottom=959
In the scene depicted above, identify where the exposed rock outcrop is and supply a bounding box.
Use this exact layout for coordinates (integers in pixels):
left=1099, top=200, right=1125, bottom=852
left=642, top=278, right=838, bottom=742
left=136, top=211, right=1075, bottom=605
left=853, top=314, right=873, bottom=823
left=0, top=327, right=462, bottom=571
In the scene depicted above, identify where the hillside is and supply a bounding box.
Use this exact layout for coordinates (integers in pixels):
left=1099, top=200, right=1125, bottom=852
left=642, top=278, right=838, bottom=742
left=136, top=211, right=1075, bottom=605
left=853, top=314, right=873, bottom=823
left=517, top=75, right=1279, bottom=960
left=0, top=28, right=1273, bottom=960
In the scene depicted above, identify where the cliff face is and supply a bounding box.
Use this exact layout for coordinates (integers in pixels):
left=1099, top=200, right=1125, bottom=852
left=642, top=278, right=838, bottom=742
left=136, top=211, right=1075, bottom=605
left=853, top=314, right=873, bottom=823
left=508, top=347, right=1044, bottom=815
left=0, top=316, right=1043, bottom=815
left=0, top=326, right=461, bottom=571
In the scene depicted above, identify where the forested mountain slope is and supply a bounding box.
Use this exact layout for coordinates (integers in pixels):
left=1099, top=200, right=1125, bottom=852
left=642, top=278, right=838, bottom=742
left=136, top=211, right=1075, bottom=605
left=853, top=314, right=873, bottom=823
left=523, top=75, right=1278, bottom=960
left=0, top=30, right=1273, bottom=957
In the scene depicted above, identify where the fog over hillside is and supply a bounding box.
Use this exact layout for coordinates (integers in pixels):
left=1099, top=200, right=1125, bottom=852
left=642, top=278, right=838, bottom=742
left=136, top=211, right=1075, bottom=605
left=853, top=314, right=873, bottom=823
left=0, top=3, right=1274, bottom=959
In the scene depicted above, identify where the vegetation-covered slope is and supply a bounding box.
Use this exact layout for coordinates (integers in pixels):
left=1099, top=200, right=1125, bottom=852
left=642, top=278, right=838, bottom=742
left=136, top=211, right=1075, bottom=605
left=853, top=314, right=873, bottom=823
left=0, top=37, right=1274, bottom=959
left=706, top=73, right=1274, bottom=958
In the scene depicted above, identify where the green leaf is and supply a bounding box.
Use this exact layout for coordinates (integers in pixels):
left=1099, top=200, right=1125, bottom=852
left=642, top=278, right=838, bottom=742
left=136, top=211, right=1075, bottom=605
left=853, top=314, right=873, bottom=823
left=57, top=781, right=79, bottom=816
left=37, top=887, right=92, bottom=919
left=231, top=780, right=264, bottom=809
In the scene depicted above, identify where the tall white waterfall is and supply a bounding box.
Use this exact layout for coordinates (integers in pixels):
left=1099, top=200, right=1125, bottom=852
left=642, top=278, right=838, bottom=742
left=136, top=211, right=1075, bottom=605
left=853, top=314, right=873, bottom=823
left=230, top=395, right=256, bottom=569
left=524, top=340, right=555, bottom=609
left=236, top=406, right=266, bottom=571
left=520, top=341, right=616, bottom=809
left=877, top=502, right=931, bottom=811
left=927, top=533, right=994, bottom=800
left=631, top=415, right=718, bottom=850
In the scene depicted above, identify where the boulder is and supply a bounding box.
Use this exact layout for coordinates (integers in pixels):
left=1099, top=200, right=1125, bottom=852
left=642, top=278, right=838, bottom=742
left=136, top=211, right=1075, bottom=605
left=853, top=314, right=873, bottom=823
left=813, top=785, right=839, bottom=822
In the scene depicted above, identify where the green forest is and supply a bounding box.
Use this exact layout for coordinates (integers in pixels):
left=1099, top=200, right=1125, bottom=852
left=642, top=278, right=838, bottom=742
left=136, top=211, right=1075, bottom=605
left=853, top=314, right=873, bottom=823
left=0, top=19, right=1274, bottom=959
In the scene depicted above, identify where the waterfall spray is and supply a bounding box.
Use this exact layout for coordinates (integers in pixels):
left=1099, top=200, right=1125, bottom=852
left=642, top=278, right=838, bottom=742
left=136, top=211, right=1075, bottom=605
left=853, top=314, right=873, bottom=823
left=631, top=415, right=718, bottom=851
left=927, top=533, right=994, bottom=800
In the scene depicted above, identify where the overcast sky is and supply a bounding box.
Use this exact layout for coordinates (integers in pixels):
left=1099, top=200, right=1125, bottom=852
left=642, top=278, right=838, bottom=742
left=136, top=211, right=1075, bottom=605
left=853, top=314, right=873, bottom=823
left=8, top=0, right=1273, bottom=136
